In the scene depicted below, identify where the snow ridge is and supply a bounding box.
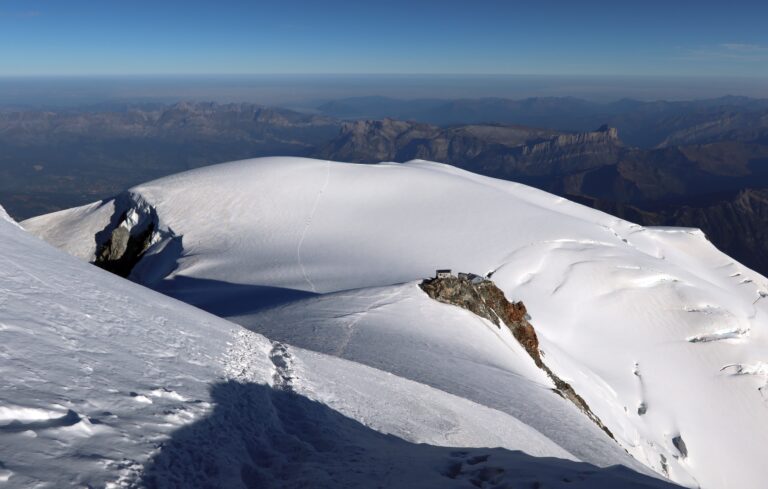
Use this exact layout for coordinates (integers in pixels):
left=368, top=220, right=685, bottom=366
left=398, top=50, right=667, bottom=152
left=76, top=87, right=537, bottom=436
left=0, top=205, right=21, bottom=229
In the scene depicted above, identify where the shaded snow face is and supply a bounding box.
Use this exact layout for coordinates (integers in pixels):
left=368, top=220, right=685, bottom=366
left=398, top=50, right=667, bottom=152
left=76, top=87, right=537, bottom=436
left=139, top=380, right=679, bottom=489
left=20, top=156, right=768, bottom=489
left=0, top=205, right=21, bottom=228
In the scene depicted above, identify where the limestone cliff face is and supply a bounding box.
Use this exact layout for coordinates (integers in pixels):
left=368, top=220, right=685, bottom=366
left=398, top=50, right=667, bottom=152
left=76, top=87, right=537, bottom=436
left=320, top=119, right=428, bottom=163
left=320, top=120, right=622, bottom=178
left=522, top=124, right=620, bottom=155
left=509, top=125, right=622, bottom=176
left=420, top=274, right=614, bottom=439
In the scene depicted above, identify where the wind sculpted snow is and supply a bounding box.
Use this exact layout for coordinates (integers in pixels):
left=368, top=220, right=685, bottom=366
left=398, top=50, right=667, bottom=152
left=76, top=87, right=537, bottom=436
left=0, top=209, right=684, bottom=488
left=21, top=157, right=768, bottom=488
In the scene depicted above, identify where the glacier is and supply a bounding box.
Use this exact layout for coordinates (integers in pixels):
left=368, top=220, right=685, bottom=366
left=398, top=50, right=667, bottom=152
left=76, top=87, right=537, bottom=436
left=0, top=202, right=683, bottom=488
left=15, top=156, right=768, bottom=488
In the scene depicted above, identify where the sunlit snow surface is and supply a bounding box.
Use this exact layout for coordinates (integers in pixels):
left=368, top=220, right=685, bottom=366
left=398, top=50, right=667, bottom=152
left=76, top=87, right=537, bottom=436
left=2, top=208, right=678, bottom=488
left=22, top=157, right=768, bottom=488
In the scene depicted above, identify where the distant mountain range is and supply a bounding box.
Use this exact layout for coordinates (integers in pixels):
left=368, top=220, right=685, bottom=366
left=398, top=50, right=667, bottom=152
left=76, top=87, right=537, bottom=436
left=318, top=119, right=623, bottom=177
left=2, top=97, right=768, bottom=275
left=315, top=95, right=768, bottom=148
left=318, top=118, right=768, bottom=203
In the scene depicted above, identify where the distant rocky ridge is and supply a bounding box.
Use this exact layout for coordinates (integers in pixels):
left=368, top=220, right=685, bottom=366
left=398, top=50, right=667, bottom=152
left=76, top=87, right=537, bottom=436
left=0, top=101, right=338, bottom=145
left=318, top=119, right=622, bottom=177
left=657, top=111, right=768, bottom=147
left=315, top=95, right=768, bottom=148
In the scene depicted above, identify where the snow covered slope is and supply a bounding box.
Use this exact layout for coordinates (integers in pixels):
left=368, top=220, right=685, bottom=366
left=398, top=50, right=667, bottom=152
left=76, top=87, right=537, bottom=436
left=0, top=207, right=680, bottom=488
left=23, top=157, right=768, bottom=489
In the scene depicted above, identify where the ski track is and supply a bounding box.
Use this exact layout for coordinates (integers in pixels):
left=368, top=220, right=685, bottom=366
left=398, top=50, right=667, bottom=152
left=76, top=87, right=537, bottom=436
left=296, top=160, right=332, bottom=293
left=336, top=287, right=404, bottom=357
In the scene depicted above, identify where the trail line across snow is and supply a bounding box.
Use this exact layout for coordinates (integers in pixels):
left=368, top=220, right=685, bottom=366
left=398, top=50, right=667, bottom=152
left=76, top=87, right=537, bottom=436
left=297, top=160, right=332, bottom=293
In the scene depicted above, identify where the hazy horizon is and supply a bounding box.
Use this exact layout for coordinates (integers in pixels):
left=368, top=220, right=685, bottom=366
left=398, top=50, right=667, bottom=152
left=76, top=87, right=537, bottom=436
left=2, top=74, right=768, bottom=109
left=4, top=1, right=767, bottom=108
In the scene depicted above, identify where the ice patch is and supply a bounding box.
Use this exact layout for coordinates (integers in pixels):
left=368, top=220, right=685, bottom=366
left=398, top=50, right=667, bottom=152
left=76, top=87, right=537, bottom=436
left=0, top=407, right=81, bottom=434
left=687, top=327, right=749, bottom=343
left=149, top=388, right=187, bottom=402
left=129, top=393, right=153, bottom=404
left=721, top=362, right=768, bottom=377
left=52, top=418, right=96, bottom=438
left=0, top=405, right=67, bottom=424
left=0, top=322, right=33, bottom=334
left=163, top=408, right=198, bottom=425
left=631, top=273, right=679, bottom=288
left=683, top=304, right=722, bottom=315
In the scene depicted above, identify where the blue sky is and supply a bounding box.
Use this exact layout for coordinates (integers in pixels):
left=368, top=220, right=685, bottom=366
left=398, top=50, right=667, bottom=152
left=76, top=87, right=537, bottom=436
left=1, top=0, right=767, bottom=76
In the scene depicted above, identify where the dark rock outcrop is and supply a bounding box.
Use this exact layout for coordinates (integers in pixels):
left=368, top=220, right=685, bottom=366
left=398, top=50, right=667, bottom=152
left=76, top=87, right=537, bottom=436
left=92, top=194, right=182, bottom=282
left=672, top=435, right=688, bottom=459
left=95, top=217, right=155, bottom=277
left=420, top=274, right=614, bottom=440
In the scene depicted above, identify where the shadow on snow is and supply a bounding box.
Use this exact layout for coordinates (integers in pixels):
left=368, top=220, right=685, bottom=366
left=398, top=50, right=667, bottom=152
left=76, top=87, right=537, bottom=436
left=139, top=381, right=681, bottom=489
left=156, top=275, right=318, bottom=317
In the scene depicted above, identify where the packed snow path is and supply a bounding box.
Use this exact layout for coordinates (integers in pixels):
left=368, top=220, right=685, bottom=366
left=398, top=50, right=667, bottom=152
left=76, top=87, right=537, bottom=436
left=297, top=159, right=332, bottom=293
